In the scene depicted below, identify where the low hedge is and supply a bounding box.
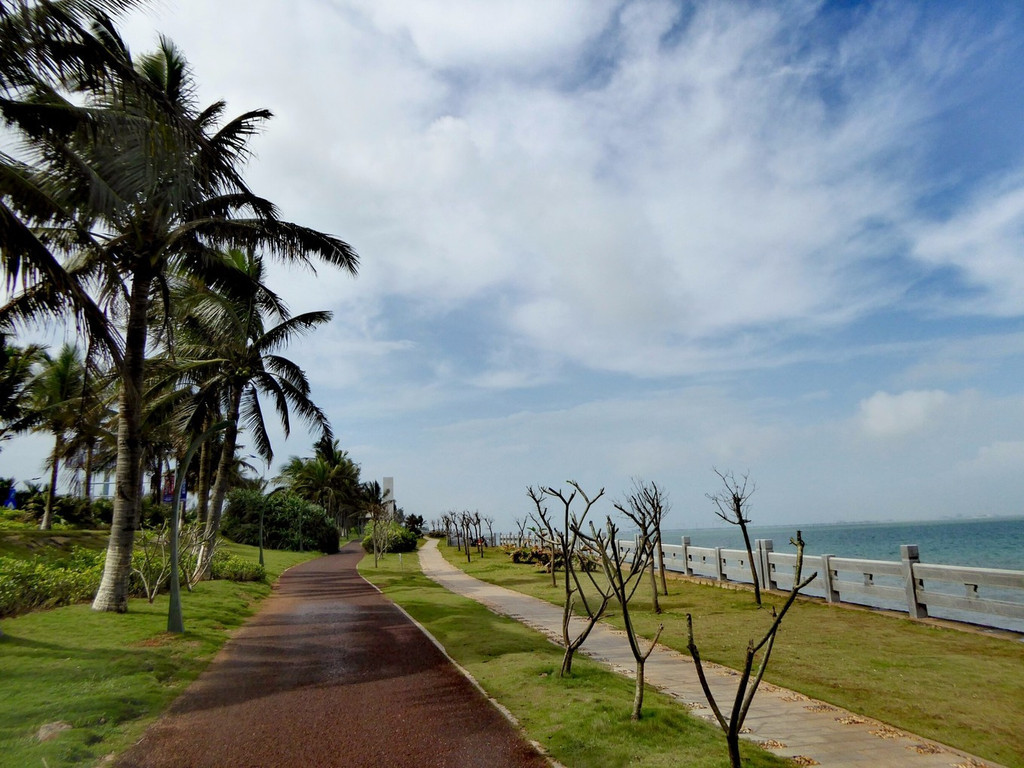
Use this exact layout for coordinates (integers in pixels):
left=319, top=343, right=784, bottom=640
left=210, top=553, right=266, bottom=582
left=0, top=547, right=103, bottom=618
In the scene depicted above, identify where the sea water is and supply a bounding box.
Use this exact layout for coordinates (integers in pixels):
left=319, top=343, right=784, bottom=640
left=662, top=517, right=1024, bottom=570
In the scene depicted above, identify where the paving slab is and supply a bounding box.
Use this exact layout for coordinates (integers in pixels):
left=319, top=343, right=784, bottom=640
left=419, top=539, right=1005, bottom=768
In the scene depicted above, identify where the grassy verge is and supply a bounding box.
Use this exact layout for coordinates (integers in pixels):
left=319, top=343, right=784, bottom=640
left=439, top=543, right=1024, bottom=768
left=0, top=543, right=317, bottom=768
left=359, top=548, right=794, bottom=768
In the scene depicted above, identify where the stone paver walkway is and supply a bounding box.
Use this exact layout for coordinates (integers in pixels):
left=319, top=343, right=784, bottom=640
left=419, top=539, right=1004, bottom=768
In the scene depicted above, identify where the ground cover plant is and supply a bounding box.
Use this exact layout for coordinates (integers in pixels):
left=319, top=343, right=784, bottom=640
left=439, top=542, right=1024, bottom=768
left=359, top=547, right=793, bottom=768
left=0, top=542, right=316, bottom=768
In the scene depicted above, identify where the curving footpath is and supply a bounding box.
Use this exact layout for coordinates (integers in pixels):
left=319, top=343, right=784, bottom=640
left=419, top=539, right=1005, bottom=768
left=114, top=542, right=550, bottom=768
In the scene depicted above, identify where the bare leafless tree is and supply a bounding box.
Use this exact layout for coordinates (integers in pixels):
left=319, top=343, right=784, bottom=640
left=615, top=479, right=669, bottom=613
left=527, top=486, right=559, bottom=586
left=442, top=511, right=458, bottom=550
left=574, top=513, right=662, bottom=721
left=542, top=481, right=613, bottom=676
left=473, top=511, right=484, bottom=557
left=708, top=468, right=761, bottom=606
left=459, top=510, right=474, bottom=563
left=131, top=523, right=172, bottom=603
left=483, top=515, right=495, bottom=546
left=687, top=531, right=817, bottom=768
left=513, top=515, right=528, bottom=546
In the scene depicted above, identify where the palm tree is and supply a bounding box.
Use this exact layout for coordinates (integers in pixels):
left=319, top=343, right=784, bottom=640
left=0, top=334, right=46, bottom=447
left=27, top=343, right=85, bottom=529
left=61, top=362, right=115, bottom=501
left=176, top=249, right=336, bottom=579
left=0, top=17, right=358, bottom=611
left=276, top=436, right=361, bottom=536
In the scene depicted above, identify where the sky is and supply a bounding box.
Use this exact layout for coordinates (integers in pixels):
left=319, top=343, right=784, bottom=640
left=5, top=0, right=1024, bottom=533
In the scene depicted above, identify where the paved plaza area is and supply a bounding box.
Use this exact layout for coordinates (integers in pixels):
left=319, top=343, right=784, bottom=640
left=418, top=539, right=1005, bottom=768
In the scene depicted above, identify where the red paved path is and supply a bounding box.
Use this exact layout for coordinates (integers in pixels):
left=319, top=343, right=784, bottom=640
left=114, top=542, right=550, bottom=768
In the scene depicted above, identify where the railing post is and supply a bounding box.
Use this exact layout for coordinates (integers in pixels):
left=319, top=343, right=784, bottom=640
left=762, top=539, right=776, bottom=590
left=755, top=539, right=766, bottom=590
left=901, top=544, right=928, bottom=618
left=682, top=536, right=693, bottom=576
left=820, top=554, right=839, bottom=603
left=714, top=547, right=724, bottom=581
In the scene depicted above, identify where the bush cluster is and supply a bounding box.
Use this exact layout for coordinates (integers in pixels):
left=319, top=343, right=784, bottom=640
left=0, top=547, right=103, bottom=617
left=503, top=545, right=598, bottom=572
left=0, top=478, right=174, bottom=530
left=210, top=552, right=266, bottom=582
left=361, top=522, right=418, bottom=554
left=221, top=489, right=340, bottom=554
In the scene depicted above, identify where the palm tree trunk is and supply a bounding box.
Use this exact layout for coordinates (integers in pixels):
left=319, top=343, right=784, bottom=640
left=151, top=454, right=163, bottom=505
left=194, top=386, right=240, bottom=580
left=40, top=435, right=62, bottom=530
left=83, top=440, right=94, bottom=502
left=195, top=438, right=213, bottom=525
left=93, top=268, right=151, bottom=613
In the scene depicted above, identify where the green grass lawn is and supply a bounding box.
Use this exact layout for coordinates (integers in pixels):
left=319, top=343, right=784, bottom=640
left=0, top=542, right=316, bottom=768
left=439, top=542, right=1024, bottom=768
left=359, top=548, right=794, bottom=768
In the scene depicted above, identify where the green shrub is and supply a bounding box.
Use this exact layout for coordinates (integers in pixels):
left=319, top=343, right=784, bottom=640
left=0, top=506, right=35, bottom=529
left=0, top=547, right=103, bottom=617
left=502, top=545, right=597, bottom=573
left=361, top=522, right=418, bottom=554
left=91, top=497, right=113, bottom=525
left=211, top=552, right=266, bottom=582
left=221, top=489, right=339, bottom=554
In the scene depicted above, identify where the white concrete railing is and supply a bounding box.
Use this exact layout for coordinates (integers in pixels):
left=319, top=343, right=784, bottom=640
left=653, top=537, right=1024, bottom=631
left=481, top=532, right=1024, bottom=631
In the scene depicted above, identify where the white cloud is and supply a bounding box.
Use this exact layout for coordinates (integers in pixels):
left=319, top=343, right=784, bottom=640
left=958, top=440, right=1024, bottom=477
left=115, top=0, right=1024, bottom=381
left=912, top=177, right=1024, bottom=315
left=346, top=0, right=617, bottom=72
left=858, top=390, right=951, bottom=438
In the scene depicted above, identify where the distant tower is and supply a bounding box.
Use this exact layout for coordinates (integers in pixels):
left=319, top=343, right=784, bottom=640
left=382, top=477, right=395, bottom=512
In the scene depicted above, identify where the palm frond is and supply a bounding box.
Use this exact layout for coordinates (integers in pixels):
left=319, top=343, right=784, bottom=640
left=239, top=384, right=272, bottom=462
left=252, top=311, right=332, bottom=356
